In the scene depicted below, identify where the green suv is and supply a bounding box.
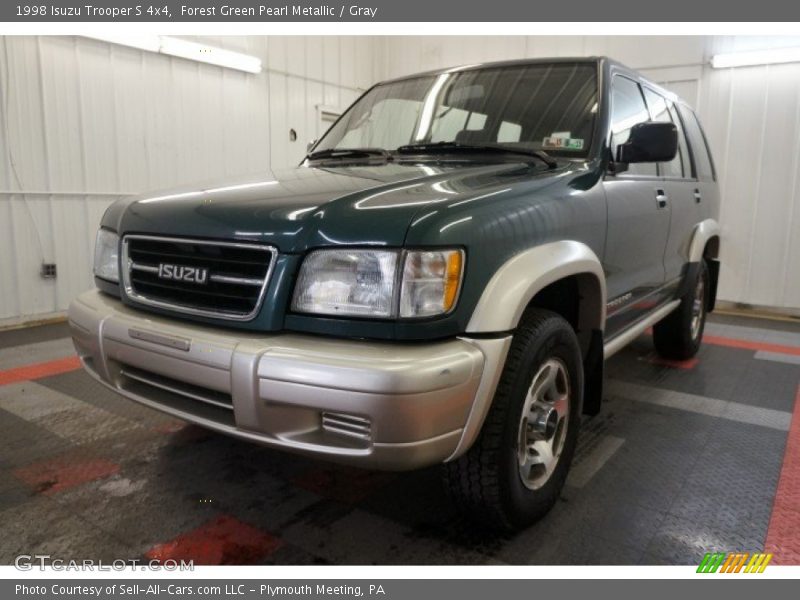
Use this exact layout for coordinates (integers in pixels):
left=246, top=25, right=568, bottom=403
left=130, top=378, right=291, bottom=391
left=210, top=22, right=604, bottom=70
left=69, top=57, right=721, bottom=530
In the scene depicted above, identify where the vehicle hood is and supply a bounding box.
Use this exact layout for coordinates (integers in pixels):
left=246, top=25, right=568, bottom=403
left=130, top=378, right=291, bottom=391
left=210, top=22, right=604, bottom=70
left=106, top=162, right=575, bottom=252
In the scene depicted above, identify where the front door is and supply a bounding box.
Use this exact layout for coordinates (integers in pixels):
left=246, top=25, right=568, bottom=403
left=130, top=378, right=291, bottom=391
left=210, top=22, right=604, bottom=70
left=643, top=87, right=698, bottom=285
left=602, top=75, right=671, bottom=339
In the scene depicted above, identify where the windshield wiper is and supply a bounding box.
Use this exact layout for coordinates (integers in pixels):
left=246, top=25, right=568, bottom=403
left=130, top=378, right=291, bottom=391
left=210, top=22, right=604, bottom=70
left=305, top=147, right=392, bottom=162
left=396, top=141, right=558, bottom=169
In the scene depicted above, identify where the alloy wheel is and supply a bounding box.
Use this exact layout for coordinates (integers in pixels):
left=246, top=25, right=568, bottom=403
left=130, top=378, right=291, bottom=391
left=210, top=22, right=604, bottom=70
left=516, top=358, right=571, bottom=490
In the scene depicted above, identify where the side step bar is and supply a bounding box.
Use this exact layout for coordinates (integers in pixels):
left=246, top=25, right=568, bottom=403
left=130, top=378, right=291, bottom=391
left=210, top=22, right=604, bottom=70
left=603, top=299, right=681, bottom=359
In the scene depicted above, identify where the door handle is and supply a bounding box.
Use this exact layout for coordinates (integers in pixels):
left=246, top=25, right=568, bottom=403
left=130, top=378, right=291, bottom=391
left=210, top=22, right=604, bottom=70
left=693, top=189, right=702, bottom=204
left=655, top=189, right=668, bottom=209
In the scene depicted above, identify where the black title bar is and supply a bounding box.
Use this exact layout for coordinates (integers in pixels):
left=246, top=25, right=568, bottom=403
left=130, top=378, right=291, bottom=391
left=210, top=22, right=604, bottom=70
left=3, top=0, right=800, bottom=22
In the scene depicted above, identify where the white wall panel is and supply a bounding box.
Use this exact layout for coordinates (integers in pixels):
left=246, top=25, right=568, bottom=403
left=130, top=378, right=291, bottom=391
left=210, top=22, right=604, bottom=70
left=0, top=194, right=124, bottom=321
left=748, top=70, right=799, bottom=307
left=377, top=36, right=800, bottom=312
left=716, top=68, right=768, bottom=304
left=2, top=35, right=800, bottom=322
left=0, top=35, right=372, bottom=322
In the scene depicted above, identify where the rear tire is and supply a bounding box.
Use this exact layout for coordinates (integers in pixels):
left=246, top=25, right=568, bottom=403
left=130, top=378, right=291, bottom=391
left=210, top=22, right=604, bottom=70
left=653, top=260, right=709, bottom=360
left=443, top=308, right=583, bottom=532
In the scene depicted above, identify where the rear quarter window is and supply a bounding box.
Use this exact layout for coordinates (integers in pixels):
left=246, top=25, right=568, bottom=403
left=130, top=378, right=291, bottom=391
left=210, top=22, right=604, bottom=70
left=677, top=104, right=716, bottom=181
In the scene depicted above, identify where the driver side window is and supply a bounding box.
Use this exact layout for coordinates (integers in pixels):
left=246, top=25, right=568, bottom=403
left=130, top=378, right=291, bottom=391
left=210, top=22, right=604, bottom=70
left=610, top=76, right=657, bottom=177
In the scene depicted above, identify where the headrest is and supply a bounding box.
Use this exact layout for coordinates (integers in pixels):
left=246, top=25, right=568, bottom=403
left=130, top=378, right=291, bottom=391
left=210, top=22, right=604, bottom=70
left=454, top=129, right=489, bottom=144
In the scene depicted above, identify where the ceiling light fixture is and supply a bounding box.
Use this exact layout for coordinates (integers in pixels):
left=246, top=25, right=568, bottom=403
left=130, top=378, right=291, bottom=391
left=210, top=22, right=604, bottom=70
left=83, top=35, right=262, bottom=74
left=710, top=47, right=800, bottom=69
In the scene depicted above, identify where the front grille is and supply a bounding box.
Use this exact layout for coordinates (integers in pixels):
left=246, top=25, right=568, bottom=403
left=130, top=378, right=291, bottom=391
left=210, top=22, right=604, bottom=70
left=121, top=235, right=277, bottom=321
left=118, top=364, right=236, bottom=427
left=119, top=364, right=233, bottom=410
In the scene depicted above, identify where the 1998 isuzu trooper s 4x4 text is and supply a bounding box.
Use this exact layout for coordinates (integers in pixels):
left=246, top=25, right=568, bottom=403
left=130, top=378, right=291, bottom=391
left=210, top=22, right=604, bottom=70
left=69, top=57, right=720, bottom=530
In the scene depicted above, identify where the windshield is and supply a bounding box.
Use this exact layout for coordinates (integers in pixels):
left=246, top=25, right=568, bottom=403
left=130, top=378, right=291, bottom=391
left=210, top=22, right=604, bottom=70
left=313, top=62, right=599, bottom=159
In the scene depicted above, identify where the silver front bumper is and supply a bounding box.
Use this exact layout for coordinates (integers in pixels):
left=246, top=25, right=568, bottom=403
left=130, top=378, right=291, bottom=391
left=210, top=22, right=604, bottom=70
left=68, top=290, right=510, bottom=470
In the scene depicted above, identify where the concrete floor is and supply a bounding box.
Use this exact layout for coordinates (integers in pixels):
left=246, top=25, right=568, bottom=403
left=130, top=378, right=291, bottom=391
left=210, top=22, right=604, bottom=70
left=0, top=313, right=798, bottom=565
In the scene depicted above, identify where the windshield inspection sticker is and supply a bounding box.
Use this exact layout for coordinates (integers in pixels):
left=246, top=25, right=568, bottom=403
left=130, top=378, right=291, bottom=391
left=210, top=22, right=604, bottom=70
left=542, top=135, right=584, bottom=150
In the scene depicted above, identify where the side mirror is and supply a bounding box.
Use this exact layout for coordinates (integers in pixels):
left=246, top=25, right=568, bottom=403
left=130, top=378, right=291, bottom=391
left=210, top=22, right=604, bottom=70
left=616, top=121, right=678, bottom=164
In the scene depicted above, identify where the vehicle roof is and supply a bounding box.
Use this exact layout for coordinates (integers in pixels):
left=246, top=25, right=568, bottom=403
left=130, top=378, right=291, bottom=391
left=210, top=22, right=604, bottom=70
left=379, top=56, right=690, bottom=110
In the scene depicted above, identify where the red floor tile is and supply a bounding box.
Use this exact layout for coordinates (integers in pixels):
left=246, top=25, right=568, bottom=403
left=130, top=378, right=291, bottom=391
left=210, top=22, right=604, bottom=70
left=765, top=385, right=800, bottom=565
left=0, top=355, right=81, bottom=387
left=291, top=465, right=395, bottom=504
left=703, top=335, right=800, bottom=357
left=153, top=420, right=188, bottom=434
left=647, top=355, right=700, bottom=370
left=150, top=422, right=211, bottom=445
left=642, top=330, right=800, bottom=357
left=13, top=456, right=119, bottom=495
left=145, top=515, right=283, bottom=565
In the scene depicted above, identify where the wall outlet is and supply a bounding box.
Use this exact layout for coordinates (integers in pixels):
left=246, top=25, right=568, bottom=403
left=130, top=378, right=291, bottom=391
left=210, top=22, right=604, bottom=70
left=40, top=263, right=57, bottom=279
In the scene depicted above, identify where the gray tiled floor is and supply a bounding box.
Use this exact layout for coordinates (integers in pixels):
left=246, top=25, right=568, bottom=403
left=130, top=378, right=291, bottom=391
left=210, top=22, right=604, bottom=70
left=0, top=314, right=797, bottom=565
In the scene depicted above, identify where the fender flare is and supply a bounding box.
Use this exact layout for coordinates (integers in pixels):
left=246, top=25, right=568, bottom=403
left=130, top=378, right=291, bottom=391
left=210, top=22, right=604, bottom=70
left=466, top=240, right=607, bottom=335
left=688, top=218, right=721, bottom=263
left=450, top=241, right=606, bottom=461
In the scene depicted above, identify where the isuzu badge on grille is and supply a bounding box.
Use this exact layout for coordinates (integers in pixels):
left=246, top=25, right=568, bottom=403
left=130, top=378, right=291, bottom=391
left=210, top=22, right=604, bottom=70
left=158, top=263, right=209, bottom=284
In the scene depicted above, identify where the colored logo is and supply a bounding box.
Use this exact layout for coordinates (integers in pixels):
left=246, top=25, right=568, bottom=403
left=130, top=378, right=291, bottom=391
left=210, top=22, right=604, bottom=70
left=697, top=552, right=773, bottom=573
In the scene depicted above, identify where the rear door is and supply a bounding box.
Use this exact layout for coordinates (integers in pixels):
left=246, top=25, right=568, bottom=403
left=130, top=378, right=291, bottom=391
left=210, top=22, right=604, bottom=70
left=602, top=75, right=671, bottom=338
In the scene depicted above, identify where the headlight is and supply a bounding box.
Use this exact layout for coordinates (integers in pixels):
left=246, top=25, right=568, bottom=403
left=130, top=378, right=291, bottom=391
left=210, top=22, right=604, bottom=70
left=292, top=250, right=398, bottom=317
left=292, top=248, right=464, bottom=319
left=93, top=229, right=120, bottom=282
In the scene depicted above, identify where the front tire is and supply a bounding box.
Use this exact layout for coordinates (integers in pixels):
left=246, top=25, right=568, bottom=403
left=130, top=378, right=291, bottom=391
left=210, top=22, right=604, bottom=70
left=653, top=260, right=709, bottom=360
left=443, top=308, right=583, bottom=532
